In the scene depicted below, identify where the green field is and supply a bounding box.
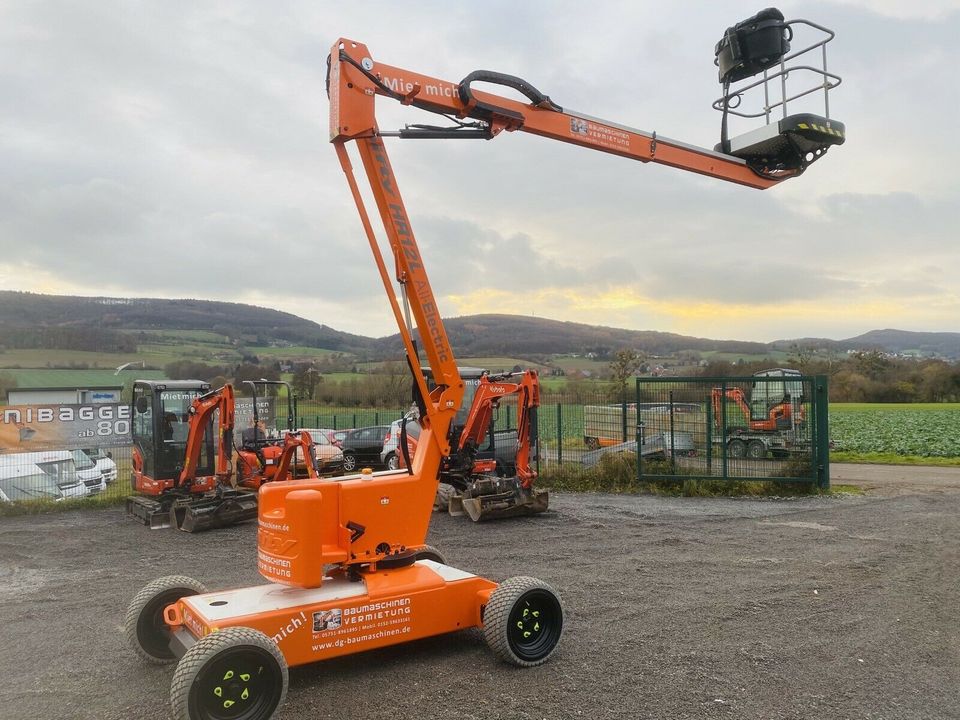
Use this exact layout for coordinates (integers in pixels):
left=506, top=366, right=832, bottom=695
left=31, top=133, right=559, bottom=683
left=248, top=345, right=341, bottom=359
left=829, top=403, right=960, bottom=463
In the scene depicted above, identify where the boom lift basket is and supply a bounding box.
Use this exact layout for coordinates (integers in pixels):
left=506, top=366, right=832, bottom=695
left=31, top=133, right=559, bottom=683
left=714, top=8, right=844, bottom=176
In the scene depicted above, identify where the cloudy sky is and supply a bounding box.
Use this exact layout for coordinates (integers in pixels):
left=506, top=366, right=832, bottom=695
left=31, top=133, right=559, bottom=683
left=1, top=1, right=957, bottom=343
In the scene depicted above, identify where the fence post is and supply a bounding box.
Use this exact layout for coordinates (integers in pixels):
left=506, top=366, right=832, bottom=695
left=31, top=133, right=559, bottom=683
left=706, top=399, right=713, bottom=473
left=623, top=376, right=643, bottom=485
left=636, top=421, right=645, bottom=483
left=375, top=411, right=379, bottom=425
left=621, top=400, right=628, bottom=443
left=815, top=375, right=830, bottom=489
left=668, top=390, right=676, bottom=475
left=721, top=381, right=728, bottom=481
left=556, top=403, right=562, bottom=465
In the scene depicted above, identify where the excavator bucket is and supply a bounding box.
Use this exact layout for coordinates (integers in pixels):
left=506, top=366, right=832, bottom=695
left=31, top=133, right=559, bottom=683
left=170, top=490, right=259, bottom=533
left=456, top=476, right=549, bottom=522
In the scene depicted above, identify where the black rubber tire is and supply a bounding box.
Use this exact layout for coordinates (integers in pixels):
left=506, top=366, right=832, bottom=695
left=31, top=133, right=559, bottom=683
left=483, top=576, right=563, bottom=667
left=125, top=575, right=207, bottom=665
left=747, top=440, right=767, bottom=460
left=434, top=482, right=456, bottom=512
left=585, top=437, right=600, bottom=451
left=385, top=452, right=399, bottom=471
left=170, top=626, right=288, bottom=720
left=414, top=544, right=446, bottom=564
left=727, top=438, right=747, bottom=459
left=342, top=452, right=357, bottom=472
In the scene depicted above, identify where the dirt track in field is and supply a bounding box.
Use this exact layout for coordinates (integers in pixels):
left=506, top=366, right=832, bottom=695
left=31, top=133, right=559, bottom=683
left=0, top=464, right=958, bottom=720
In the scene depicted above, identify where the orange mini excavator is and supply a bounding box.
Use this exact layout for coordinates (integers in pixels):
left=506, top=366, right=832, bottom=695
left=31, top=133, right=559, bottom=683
left=399, top=369, right=546, bottom=521
left=128, top=10, right=844, bottom=719
left=127, top=380, right=317, bottom=532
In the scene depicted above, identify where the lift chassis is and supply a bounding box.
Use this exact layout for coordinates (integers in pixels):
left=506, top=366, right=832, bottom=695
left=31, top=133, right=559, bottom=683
left=127, top=10, right=844, bottom=719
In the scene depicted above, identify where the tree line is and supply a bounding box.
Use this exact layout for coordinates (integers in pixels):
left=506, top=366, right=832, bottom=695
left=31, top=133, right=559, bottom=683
left=700, top=350, right=960, bottom=403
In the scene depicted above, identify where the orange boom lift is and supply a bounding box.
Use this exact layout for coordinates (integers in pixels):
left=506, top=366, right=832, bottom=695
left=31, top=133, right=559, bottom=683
left=127, top=10, right=844, bottom=719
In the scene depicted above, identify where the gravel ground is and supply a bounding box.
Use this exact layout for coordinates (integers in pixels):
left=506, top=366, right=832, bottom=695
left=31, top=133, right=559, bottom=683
left=0, top=464, right=958, bottom=720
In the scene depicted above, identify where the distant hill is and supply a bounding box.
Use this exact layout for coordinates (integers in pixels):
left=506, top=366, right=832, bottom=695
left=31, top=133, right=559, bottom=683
left=374, top=314, right=770, bottom=357
left=0, top=291, right=372, bottom=353
left=1, top=292, right=956, bottom=363
left=772, top=329, right=960, bottom=359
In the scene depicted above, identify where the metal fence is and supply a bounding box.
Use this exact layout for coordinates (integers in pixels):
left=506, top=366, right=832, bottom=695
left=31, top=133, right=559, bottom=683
left=629, top=375, right=829, bottom=487
left=0, top=374, right=829, bottom=507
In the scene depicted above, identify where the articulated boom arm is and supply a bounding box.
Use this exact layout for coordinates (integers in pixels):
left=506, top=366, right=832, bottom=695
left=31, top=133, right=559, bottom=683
left=179, top=384, right=235, bottom=490
left=329, top=39, right=790, bottom=190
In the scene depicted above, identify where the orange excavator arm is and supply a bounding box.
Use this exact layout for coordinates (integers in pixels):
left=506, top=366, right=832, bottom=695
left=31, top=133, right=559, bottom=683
left=457, top=371, right=541, bottom=488
left=178, top=384, right=235, bottom=490
left=270, top=430, right=319, bottom=483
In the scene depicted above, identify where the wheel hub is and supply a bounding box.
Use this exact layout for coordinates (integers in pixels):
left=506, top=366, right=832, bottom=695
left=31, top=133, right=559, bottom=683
left=212, top=668, right=254, bottom=711
left=515, top=602, right=543, bottom=640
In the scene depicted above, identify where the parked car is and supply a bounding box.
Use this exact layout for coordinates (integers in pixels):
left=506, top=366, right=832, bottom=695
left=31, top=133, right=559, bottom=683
left=381, top=413, right=420, bottom=470
left=295, top=429, right=345, bottom=476
left=82, top=447, right=118, bottom=483
left=340, top=425, right=391, bottom=472
left=331, top=429, right=351, bottom=447
left=310, top=429, right=343, bottom=448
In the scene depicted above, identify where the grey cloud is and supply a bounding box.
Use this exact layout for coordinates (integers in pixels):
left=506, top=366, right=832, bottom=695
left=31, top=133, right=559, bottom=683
left=0, top=1, right=957, bottom=339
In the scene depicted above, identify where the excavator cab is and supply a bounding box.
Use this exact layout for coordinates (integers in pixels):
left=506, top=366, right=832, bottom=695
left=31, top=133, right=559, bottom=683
left=713, top=8, right=844, bottom=177
left=131, top=380, right=215, bottom=492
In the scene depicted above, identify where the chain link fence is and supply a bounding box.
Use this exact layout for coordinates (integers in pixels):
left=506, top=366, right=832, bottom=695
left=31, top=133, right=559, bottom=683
left=0, top=374, right=828, bottom=507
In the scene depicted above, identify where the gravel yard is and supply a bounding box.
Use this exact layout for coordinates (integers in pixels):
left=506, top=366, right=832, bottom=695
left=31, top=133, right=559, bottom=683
left=0, top=464, right=957, bottom=720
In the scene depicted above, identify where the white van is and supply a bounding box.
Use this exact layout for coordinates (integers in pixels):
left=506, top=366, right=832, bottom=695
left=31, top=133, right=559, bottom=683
left=82, top=447, right=118, bottom=483
left=0, top=451, right=102, bottom=499
left=70, top=449, right=108, bottom=493
left=0, top=464, right=64, bottom=503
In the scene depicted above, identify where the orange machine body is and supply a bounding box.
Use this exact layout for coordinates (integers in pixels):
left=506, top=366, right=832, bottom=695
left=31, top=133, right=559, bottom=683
left=166, top=562, right=495, bottom=666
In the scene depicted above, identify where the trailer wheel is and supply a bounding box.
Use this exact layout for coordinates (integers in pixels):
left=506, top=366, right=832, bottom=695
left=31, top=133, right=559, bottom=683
left=125, top=575, right=207, bottom=665
left=414, top=544, right=447, bottom=564
left=585, top=437, right=600, bottom=451
left=170, top=626, right=287, bottom=720
left=483, top=576, right=563, bottom=667
left=727, top=438, right=747, bottom=459
left=747, top=440, right=767, bottom=459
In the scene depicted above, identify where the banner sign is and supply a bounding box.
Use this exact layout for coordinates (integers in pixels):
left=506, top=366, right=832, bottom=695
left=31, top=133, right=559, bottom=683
left=1, top=398, right=279, bottom=453
left=1, top=403, right=132, bottom=450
